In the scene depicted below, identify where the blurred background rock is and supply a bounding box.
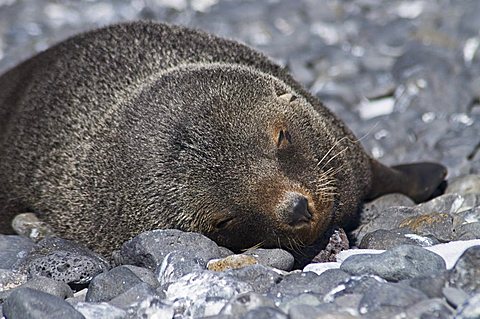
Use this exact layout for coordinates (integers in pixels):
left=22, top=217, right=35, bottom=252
left=0, top=0, right=479, bottom=178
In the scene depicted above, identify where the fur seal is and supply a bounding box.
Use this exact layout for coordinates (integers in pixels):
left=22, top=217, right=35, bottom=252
left=0, top=22, right=446, bottom=255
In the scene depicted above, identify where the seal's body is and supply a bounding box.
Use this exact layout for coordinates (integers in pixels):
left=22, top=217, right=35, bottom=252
left=0, top=22, right=445, bottom=254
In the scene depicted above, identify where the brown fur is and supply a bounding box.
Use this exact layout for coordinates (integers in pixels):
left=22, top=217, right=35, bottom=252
left=0, top=22, right=444, bottom=255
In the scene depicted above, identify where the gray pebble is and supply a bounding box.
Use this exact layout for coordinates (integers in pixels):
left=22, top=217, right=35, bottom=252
left=74, top=302, right=127, bottom=319
left=402, top=270, right=449, bottom=298
left=242, top=248, right=294, bottom=271
left=0, top=235, right=35, bottom=270
left=405, top=298, right=454, bottom=319
left=359, top=228, right=439, bottom=249
left=398, top=212, right=454, bottom=242
left=226, top=264, right=282, bottom=294
left=340, top=245, right=446, bottom=281
left=359, top=282, right=427, bottom=314
left=22, top=237, right=109, bottom=285
left=446, top=175, right=480, bottom=196
left=0, top=269, right=27, bottom=292
left=242, top=306, right=288, bottom=319
left=120, top=265, right=159, bottom=288
left=108, top=282, right=159, bottom=310
left=220, top=292, right=276, bottom=316
left=2, top=287, right=85, bottom=319
left=0, top=276, right=73, bottom=302
left=279, top=293, right=323, bottom=313
left=443, top=286, right=469, bottom=308
left=118, top=229, right=221, bottom=270
left=449, top=245, right=480, bottom=293
left=414, top=194, right=465, bottom=215
left=86, top=266, right=145, bottom=302
left=456, top=222, right=480, bottom=240
left=218, top=246, right=234, bottom=258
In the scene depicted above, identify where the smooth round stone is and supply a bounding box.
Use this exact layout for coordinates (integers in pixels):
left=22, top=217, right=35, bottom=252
left=86, top=266, right=146, bottom=302
left=220, top=292, right=276, bottom=316
left=359, top=228, right=439, bottom=249
left=446, top=175, right=480, bottom=196
left=398, top=212, right=454, bottom=242
left=358, top=282, right=428, bottom=314
left=226, top=264, right=283, bottom=294
left=405, top=298, right=454, bottom=319
left=118, top=229, right=222, bottom=270
left=456, top=293, right=480, bottom=319
left=0, top=235, right=35, bottom=270
left=22, top=237, right=109, bottom=285
left=2, top=287, right=85, bottom=319
left=449, top=245, right=480, bottom=293
left=242, top=248, right=294, bottom=271
left=340, top=245, right=446, bottom=281
left=1, top=276, right=73, bottom=302
left=442, top=287, right=469, bottom=308
left=402, top=270, right=449, bottom=298
left=74, top=302, right=127, bottom=319
left=155, top=251, right=206, bottom=287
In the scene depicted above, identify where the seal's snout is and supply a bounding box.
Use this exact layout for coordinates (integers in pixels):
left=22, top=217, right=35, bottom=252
left=280, top=192, right=312, bottom=226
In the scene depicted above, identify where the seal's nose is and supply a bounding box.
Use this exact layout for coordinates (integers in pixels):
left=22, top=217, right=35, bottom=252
left=289, top=195, right=312, bottom=225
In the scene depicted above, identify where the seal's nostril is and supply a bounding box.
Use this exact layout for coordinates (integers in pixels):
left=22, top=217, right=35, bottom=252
left=290, top=195, right=311, bottom=225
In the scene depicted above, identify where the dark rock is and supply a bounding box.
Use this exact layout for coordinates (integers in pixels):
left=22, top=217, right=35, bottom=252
left=402, top=270, right=449, bottom=298
left=242, top=248, right=294, bottom=271
left=449, top=245, right=480, bottom=293
left=268, top=269, right=350, bottom=301
left=108, top=282, right=160, bottom=310
left=340, top=245, right=446, bottom=281
left=2, top=287, right=85, bottom=319
left=218, top=246, right=234, bottom=258
left=120, top=265, right=159, bottom=288
left=443, top=287, right=469, bottom=308
left=0, top=235, right=35, bottom=269
left=405, top=298, right=454, bottom=319
left=227, top=264, right=282, bottom=294
left=359, top=228, right=439, bottom=249
left=0, top=276, right=73, bottom=302
left=155, top=251, right=206, bottom=287
left=21, top=237, right=109, bottom=285
left=414, top=194, right=465, bottom=215
left=73, top=302, right=127, bottom=319
left=312, top=228, right=349, bottom=263
left=118, top=229, right=221, bottom=270
left=220, top=292, right=276, bottom=316
left=456, top=222, right=480, bottom=240
left=333, top=275, right=385, bottom=298
left=358, top=282, right=427, bottom=314
left=86, top=266, right=145, bottom=302
left=241, top=306, right=288, bottom=319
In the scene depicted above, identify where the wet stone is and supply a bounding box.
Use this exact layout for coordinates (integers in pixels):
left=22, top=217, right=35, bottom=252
left=0, top=235, right=35, bottom=270
left=359, top=228, right=439, bottom=249
left=2, top=287, right=85, bottom=319
left=73, top=302, right=127, bottom=319
left=358, top=282, right=427, bottom=314
left=86, top=266, right=145, bottom=302
left=340, top=245, right=446, bottom=281
left=242, top=248, right=294, bottom=271
left=21, top=237, right=109, bottom=286
left=155, top=251, right=206, bottom=287
left=449, top=245, right=480, bottom=293
left=118, top=229, right=222, bottom=270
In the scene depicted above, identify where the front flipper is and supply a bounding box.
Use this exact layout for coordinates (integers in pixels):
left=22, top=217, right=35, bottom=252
left=366, top=160, right=447, bottom=203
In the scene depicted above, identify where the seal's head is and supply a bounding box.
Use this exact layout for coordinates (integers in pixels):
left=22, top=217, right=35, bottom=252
left=147, top=64, right=339, bottom=252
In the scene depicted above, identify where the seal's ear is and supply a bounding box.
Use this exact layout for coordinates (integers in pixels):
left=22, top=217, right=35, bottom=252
left=366, top=160, right=447, bottom=203
left=278, top=93, right=297, bottom=103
